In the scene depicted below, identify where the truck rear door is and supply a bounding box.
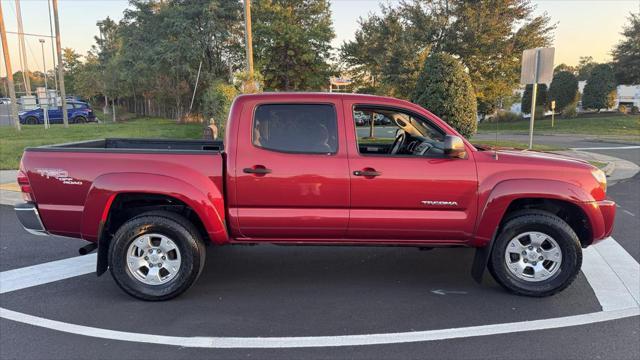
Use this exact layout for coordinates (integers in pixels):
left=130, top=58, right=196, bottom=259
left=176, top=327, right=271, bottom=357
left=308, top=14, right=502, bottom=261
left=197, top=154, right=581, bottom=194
left=230, top=98, right=350, bottom=239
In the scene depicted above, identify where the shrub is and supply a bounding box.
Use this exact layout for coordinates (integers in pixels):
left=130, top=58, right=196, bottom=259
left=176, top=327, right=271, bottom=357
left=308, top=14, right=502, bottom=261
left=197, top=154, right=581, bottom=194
left=412, top=52, right=477, bottom=138
left=618, top=104, right=628, bottom=114
left=561, top=103, right=578, bottom=119
left=582, top=64, right=617, bottom=110
left=487, top=110, right=522, bottom=123
left=201, top=81, right=238, bottom=131
left=632, top=106, right=639, bottom=114
left=549, top=71, right=579, bottom=110
left=521, top=84, right=548, bottom=114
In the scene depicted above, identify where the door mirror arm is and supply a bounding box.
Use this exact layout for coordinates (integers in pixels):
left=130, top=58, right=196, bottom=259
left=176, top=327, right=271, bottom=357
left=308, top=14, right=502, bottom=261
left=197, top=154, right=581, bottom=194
left=444, top=135, right=467, bottom=159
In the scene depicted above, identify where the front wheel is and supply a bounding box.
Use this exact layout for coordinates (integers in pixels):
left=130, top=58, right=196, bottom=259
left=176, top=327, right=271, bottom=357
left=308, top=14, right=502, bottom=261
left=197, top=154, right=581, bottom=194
left=488, top=210, right=582, bottom=297
left=109, top=211, right=206, bottom=301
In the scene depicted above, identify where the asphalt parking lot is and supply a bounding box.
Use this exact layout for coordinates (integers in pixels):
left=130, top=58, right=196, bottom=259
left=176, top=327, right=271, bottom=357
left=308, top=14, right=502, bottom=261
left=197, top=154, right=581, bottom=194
left=1, top=141, right=639, bottom=360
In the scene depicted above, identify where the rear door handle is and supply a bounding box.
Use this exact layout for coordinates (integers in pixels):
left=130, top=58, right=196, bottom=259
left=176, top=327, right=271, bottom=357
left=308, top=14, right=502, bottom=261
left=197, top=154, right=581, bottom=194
left=243, top=166, right=272, bottom=175
left=353, top=169, right=381, bottom=177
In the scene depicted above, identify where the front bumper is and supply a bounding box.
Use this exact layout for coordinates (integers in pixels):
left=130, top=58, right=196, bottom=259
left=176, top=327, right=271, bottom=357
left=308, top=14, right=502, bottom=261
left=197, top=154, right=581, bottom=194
left=589, top=200, right=616, bottom=245
left=14, top=202, right=48, bottom=236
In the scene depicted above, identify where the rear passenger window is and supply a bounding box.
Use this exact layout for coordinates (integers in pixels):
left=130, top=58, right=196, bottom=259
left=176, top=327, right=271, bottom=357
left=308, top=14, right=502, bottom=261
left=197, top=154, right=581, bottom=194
left=253, top=104, right=338, bottom=154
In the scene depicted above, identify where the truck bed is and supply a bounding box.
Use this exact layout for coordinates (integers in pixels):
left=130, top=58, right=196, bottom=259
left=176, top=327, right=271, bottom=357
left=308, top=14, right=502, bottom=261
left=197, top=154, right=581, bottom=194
left=20, top=138, right=225, bottom=241
left=27, top=138, right=224, bottom=153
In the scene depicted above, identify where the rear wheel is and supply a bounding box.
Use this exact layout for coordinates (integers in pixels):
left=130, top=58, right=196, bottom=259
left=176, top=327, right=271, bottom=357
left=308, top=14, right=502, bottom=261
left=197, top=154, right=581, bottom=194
left=488, top=210, right=582, bottom=297
left=73, top=116, right=86, bottom=124
left=109, top=211, right=206, bottom=301
left=26, top=116, right=38, bottom=125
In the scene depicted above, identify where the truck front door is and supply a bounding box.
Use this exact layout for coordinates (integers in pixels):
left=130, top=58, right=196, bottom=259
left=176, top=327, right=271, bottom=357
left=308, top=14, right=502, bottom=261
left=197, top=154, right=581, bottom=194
left=345, top=101, right=478, bottom=243
left=231, top=99, right=350, bottom=240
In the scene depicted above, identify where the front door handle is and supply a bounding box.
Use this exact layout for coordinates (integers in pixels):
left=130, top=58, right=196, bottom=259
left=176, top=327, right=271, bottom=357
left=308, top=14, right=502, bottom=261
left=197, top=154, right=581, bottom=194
left=353, top=169, right=381, bottom=177
left=243, top=166, right=272, bottom=175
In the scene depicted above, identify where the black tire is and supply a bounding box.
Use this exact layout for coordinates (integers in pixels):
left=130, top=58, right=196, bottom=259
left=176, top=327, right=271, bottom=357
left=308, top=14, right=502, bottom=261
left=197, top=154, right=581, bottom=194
left=109, top=211, right=206, bottom=301
left=73, top=116, right=86, bottom=124
left=488, top=210, right=582, bottom=297
left=26, top=116, right=38, bottom=125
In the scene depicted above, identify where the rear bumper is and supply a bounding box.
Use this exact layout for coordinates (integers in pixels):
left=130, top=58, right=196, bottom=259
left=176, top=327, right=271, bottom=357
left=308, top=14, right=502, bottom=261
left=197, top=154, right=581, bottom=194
left=14, top=202, right=48, bottom=236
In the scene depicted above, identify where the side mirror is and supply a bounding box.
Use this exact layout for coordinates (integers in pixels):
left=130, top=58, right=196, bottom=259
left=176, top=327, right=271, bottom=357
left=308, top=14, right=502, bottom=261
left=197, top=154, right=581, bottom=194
left=444, top=135, right=466, bottom=159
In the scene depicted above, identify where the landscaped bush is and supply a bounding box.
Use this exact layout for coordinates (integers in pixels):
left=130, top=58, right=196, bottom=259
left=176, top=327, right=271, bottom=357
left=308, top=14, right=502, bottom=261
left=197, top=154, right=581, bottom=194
left=202, top=80, right=238, bottom=131
left=549, top=71, right=579, bottom=110
left=561, top=104, right=578, bottom=119
left=486, top=110, right=523, bottom=123
left=618, top=104, right=628, bottom=114
left=582, top=64, right=617, bottom=110
left=412, top=52, right=477, bottom=138
left=632, top=106, right=639, bottom=114
left=521, top=84, right=548, bottom=114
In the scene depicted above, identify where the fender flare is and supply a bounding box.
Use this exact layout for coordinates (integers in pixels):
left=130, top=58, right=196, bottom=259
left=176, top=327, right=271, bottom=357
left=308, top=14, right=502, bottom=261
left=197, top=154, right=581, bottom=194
left=471, top=178, right=593, bottom=283
left=81, top=172, right=227, bottom=276
left=82, top=172, right=227, bottom=243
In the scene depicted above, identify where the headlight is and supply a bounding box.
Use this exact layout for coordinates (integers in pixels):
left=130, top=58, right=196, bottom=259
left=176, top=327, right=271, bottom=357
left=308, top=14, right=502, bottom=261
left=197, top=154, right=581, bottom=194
left=591, top=168, right=607, bottom=193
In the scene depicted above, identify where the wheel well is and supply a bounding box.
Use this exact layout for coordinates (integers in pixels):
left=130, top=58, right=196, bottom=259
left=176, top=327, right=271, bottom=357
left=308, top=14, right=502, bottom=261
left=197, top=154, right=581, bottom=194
left=104, top=193, right=210, bottom=244
left=502, top=198, right=592, bottom=247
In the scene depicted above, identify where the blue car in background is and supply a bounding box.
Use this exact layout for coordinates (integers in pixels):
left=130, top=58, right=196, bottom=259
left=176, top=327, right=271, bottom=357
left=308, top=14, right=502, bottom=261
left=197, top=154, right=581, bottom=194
left=18, top=101, right=97, bottom=125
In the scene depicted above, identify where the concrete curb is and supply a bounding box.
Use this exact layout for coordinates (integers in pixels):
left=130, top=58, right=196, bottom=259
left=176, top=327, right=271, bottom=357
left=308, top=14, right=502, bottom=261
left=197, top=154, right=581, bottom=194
left=553, top=150, right=640, bottom=184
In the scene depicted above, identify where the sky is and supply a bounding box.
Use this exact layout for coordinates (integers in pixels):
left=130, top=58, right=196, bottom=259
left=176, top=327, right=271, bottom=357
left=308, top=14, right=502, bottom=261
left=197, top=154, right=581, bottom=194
left=1, top=0, right=639, bottom=76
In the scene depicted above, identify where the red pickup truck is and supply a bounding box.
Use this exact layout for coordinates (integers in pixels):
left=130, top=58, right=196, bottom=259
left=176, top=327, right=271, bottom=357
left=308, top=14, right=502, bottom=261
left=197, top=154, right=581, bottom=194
left=15, top=93, right=615, bottom=300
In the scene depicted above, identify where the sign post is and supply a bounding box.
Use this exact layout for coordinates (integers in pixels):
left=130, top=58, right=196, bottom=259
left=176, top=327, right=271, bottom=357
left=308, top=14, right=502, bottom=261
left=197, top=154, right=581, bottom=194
left=521, top=47, right=554, bottom=149
left=551, top=100, right=556, bottom=127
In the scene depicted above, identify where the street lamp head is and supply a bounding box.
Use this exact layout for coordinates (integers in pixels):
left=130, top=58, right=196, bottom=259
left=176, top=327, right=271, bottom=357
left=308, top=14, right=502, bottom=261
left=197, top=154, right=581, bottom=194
left=39, top=39, right=45, bottom=44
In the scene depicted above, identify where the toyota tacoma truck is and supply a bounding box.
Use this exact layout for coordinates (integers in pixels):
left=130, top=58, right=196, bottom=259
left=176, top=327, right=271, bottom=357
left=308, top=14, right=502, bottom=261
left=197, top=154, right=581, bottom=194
left=14, top=93, right=615, bottom=300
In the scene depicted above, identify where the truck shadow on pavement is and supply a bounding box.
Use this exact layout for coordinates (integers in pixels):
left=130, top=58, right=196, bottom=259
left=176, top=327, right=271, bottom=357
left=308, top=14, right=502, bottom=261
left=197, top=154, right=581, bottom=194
left=0, top=244, right=601, bottom=339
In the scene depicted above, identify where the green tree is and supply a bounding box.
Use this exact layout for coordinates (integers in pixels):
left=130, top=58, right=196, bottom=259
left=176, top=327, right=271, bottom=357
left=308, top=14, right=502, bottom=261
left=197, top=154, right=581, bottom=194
left=548, top=71, right=578, bottom=110
left=412, top=53, right=477, bottom=138
left=576, top=56, right=597, bottom=81
left=612, top=12, right=640, bottom=85
left=341, top=0, right=554, bottom=118
left=521, top=83, right=548, bottom=114
left=252, top=0, right=335, bottom=91
left=582, top=64, right=617, bottom=110
left=62, top=48, right=83, bottom=95
left=554, top=63, right=576, bottom=75
left=74, top=53, right=103, bottom=100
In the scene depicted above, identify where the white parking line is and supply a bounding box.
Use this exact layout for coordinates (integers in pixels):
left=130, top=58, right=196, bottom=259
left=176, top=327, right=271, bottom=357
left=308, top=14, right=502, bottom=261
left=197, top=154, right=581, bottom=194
left=570, top=146, right=640, bottom=150
left=0, top=237, right=638, bottom=348
left=0, top=254, right=96, bottom=294
left=0, top=306, right=637, bottom=348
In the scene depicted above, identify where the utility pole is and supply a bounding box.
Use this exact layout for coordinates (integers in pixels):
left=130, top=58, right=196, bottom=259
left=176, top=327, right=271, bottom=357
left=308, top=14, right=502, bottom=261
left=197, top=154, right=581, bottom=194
left=0, top=4, right=21, bottom=130
left=243, top=0, right=254, bottom=77
left=15, top=0, right=31, bottom=95
left=39, top=39, right=50, bottom=129
left=51, top=0, right=68, bottom=127
left=47, top=0, right=58, bottom=92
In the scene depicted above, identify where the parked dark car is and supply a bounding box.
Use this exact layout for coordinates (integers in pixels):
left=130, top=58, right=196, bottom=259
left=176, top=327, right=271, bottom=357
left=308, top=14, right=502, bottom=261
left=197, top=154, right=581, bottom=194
left=19, top=101, right=96, bottom=125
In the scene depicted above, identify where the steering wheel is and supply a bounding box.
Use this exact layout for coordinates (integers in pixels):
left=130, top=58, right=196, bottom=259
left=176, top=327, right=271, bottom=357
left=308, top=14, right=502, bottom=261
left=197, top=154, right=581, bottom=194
left=390, top=130, right=407, bottom=155
left=413, top=141, right=433, bottom=156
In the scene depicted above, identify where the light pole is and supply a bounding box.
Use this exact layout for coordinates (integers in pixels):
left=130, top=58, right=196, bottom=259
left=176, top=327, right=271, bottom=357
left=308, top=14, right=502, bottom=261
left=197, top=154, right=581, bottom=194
left=39, top=39, right=50, bottom=128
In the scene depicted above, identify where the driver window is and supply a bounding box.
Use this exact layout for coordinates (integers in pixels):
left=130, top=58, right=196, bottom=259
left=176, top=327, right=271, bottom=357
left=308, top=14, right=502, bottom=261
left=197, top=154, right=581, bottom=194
left=353, top=106, right=445, bottom=157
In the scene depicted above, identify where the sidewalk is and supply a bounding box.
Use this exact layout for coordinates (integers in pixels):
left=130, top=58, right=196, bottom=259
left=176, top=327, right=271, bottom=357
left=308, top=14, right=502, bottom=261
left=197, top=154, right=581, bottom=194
left=553, top=150, right=640, bottom=184
left=0, top=170, right=21, bottom=206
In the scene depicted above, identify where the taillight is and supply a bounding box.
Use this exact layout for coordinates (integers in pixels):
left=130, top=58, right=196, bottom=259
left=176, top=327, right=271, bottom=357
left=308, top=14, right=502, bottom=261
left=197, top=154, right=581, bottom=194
left=17, top=170, right=33, bottom=202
